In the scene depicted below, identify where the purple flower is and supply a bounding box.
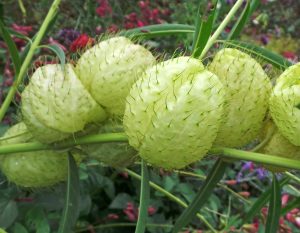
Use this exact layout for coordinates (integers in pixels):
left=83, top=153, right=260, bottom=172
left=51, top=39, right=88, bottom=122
left=56, top=29, right=81, bottom=47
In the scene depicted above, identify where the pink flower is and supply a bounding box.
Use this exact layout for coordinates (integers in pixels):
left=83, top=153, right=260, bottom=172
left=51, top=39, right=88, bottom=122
left=96, top=0, right=112, bottom=17
left=281, top=194, right=289, bottom=207
left=107, top=213, right=119, bottom=220
left=123, top=202, right=138, bottom=222
left=69, top=34, right=94, bottom=52
left=147, top=206, right=156, bottom=215
left=107, top=24, right=119, bottom=33
left=11, top=23, right=32, bottom=35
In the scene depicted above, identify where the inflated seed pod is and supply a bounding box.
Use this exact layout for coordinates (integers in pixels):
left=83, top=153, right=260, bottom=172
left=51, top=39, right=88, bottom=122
left=124, top=56, right=225, bottom=169
left=82, top=119, right=137, bottom=167
left=75, top=36, right=156, bottom=116
left=209, top=48, right=272, bottom=148
left=0, top=122, right=81, bottom=188
left=269, top=62, right=300, bottom=146
left=258, top=120, right=300, bottom=172
left=21, top=64, right=106, bottom=143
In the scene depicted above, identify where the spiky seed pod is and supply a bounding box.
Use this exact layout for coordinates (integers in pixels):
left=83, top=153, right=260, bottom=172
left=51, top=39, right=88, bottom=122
left=75, top=36, right=156, bottom=116
left=0, top=122, right=81, bottom=188
left=208, top=48, right=272, bottom=148
left=269, top=62, right=300, bottom=146
left=258, top=120, right=300, bottom=172
left=21, top=64, right=107, bottom=143
left=82, top=119, right=137, bottom=167
left=123, top=56, right=225, bottom=169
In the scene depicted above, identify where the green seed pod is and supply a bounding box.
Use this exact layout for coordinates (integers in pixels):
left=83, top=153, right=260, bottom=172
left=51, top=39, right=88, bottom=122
left=258, top=120, right=300, bottom=172
left=209, top=48, right=271, bottom=148
left=0, top=122, right=81, bottom=188
left=269, top=62, right=300, bottom=146
left=82, top=119, right=137, bottom=167
left=21, top=64, right=106, bottom=143
left=124, top=56, right=225, bottom=169
left=75, top=36, right=156, bottom=116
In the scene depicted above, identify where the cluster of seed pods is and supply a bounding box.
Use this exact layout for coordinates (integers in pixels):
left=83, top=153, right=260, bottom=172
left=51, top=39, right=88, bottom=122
left=1, top=35, right=299, bottom=187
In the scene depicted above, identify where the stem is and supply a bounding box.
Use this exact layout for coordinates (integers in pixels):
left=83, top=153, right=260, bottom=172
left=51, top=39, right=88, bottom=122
left=0, top=0, right=61, bottom=121
left=124, top=168, right=218, bottom=233
left=18, top=0, right=27, bottom=17
left=199, top=0, right=244, bottom=59
left=211, top=147, right=300, bottom=171
left=285, top=172, right=300, bottom=184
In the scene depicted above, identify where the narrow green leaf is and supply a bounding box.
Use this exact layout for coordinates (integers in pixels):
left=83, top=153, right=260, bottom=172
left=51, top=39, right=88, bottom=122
left=0, top=20, right=21, bottom=75
left=121, top=24, right=195, bottom=39
left=38, top=44, right=65, bottom=68
left=172, top=158, right=229, bottom=233
left=192, top=0, right=219, bottom=57
left=265, top=174, right=281, bottom=233
left=135, top=159, right=150, bottom=233
left=281, top=196, right=300, bottom=216
left=57, top=153, right=80, bottom=233
left=228, top=0, right=260, bottom=40
left=243, top=177, right=289, bottom=224
left=218, top=40, right=292, bottom=70
left=20, top=13, right=58, bottom=62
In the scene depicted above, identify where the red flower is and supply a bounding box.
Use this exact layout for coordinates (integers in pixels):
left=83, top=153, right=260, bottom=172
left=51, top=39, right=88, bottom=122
left=123, top=202, right=138, bottom=222
left=69, top=34, right=94, bottom=52
left=11, top=23, right=32, bottom=35
left=147, top=206, right=156, bottom=215
left=96, top=0, right=112, bottom=17
left=107, top=213, right=119, bottom=220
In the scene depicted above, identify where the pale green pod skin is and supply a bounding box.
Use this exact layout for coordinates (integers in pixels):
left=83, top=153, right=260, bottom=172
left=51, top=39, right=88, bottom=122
left=209, top=48, right=272, bottom=148
left=0, top=123, right=81, bottom=188
left=21, top=64, right=106, bottom=143
left=259, top=120, right=300, bottom=172
left=269, top=62, right=300, bottom=146
left=82, top=119, right=137, bottom=167
left=75, top=36, right=156, bottom=116
left=124, top=57, right=225, bottom=169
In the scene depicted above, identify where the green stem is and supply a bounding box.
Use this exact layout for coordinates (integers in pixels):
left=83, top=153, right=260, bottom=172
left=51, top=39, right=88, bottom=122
left=124, top=168, right=217, bottom=233
left=211, top=147, right=300, bottom=171
left=18, top=0, right=27, bottom=17
left=285, top=172, right=300, bottom=184
left=0, top=0, right=61, bottom=122
left=199, top=0, right=244, bottom=59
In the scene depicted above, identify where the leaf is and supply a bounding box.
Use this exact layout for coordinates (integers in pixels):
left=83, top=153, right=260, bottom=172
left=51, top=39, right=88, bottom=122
left=265, top=174, right=281, bottom=233
left=38, top=44, right=65, bottom=68
left=25, top=207, right=50, bottom=233
left=121, top=24, right=195, bottom=39
left=243, top=176, right=289, bottom=224
left=0, top=199, right=18, bottom=229
left=13, top=223, right=28, bottom=233
left=0, top=20, right=21, bottom=75
left=192, top=0, right=219, bottom=57
left=281, top=196, right=300, bottom=216
left=135, top=159, right=150, bottom=233
left=218, top=40, right=292, bottom=70
left=57, top=153, right=80, bottom=233
left=228, top=0, right=260, bottom=40
left=172, top=159, right=229, bottom=233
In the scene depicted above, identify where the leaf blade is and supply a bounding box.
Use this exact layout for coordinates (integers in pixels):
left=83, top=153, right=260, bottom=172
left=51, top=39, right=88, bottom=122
left=135, top=159, right=150, bottom=233
left=265, top=174, right=281, bottom=233
left=172, top=158, right=229, bottom=233
left=57, top=153, right=80, bottom=233
left=39, top=44, right=65, bottom=68
left=0, top=20, right=21, bottom=75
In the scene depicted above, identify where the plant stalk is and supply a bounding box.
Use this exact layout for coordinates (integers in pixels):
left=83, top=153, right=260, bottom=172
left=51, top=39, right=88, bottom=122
left=199, top=0, right=244, bottom=59
left=0, top=0, right=61, bottom=121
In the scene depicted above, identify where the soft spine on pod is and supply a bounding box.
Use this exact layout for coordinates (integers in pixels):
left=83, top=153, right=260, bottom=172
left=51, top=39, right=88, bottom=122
left=269, top=62, right=300, bottom=146
left=208, top=48, right=272, bottom=148
left=21, top=64, right=107, bottom=143
left=0, top=122, right=81, bottom=188
left=75, top=36, right=156, bottom=116
left=123, top=56, right=225, bottom=169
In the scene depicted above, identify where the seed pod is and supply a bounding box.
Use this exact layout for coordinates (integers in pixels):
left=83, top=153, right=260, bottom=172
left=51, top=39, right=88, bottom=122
left=75, top=36, right=156, bottom=116
left=209, top=48, right=272, bottom=148
left=269, top=62, right=300, bottom=146
left=82, top=119, right=137, bottom=167
left=258, top=120, right=300, bottom=172
left=21, top=64, right=106, bottom=143
left=0, top=122, right=81, bottom=188
left=124, top=57, right=225, bottom=169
